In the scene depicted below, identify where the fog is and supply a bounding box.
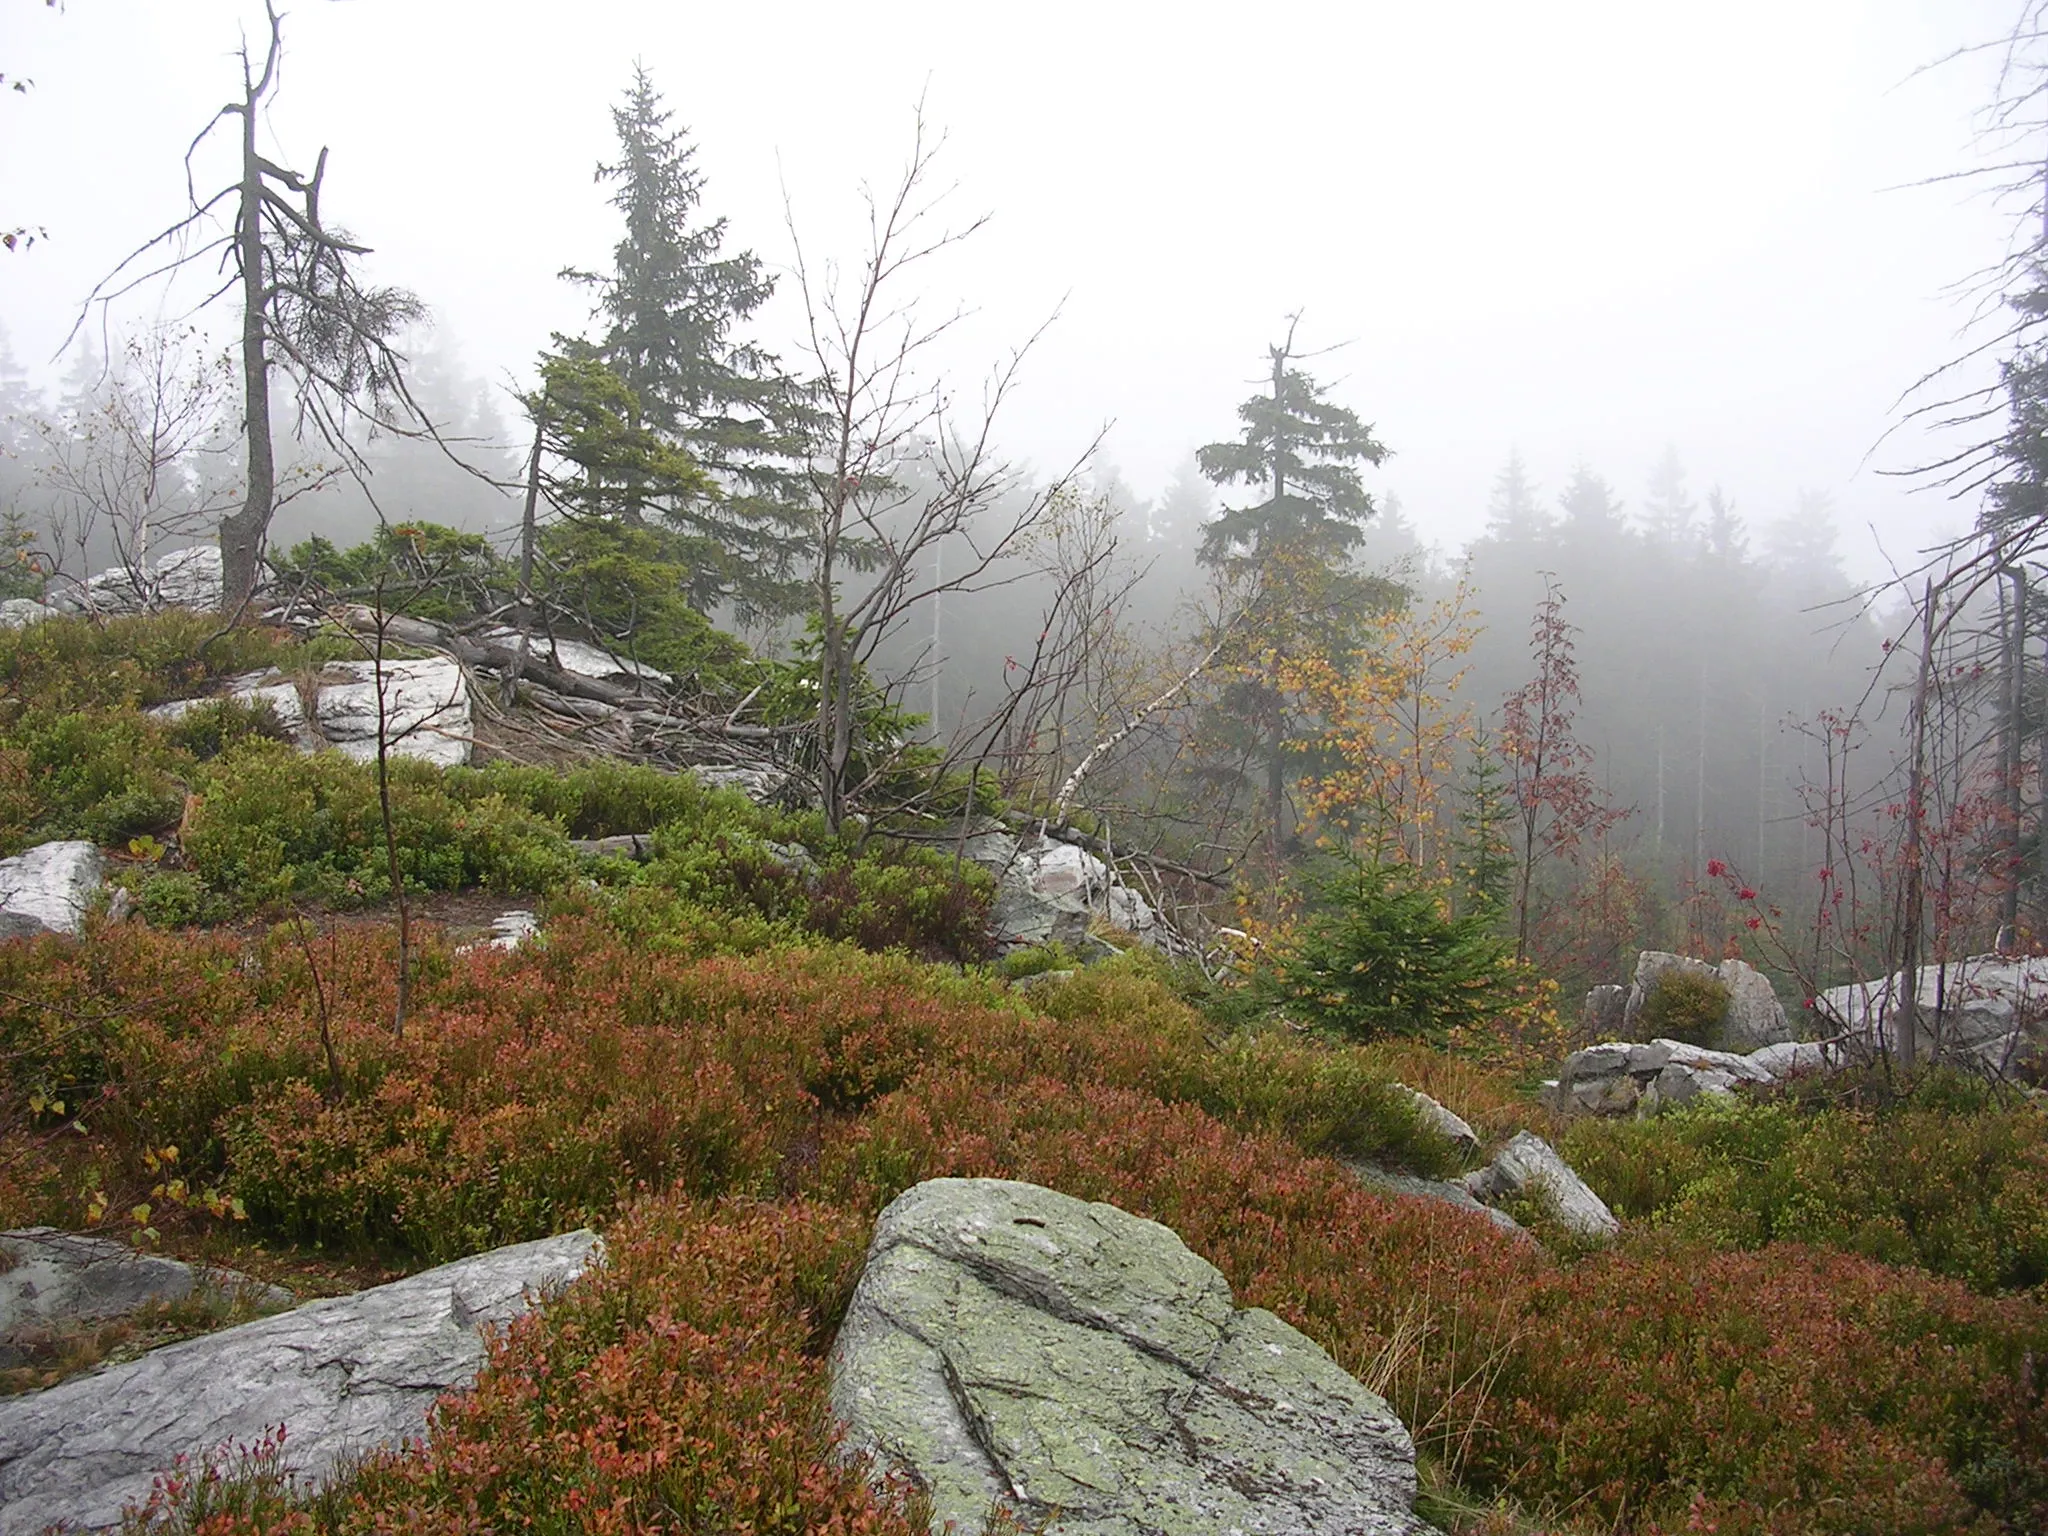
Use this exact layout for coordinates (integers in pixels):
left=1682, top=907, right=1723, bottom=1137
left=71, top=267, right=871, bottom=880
left=0, top=0, right=2025, bottom=577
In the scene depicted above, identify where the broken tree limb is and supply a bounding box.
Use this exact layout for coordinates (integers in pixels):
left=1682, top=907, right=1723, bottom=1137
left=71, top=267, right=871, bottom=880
left=342, top=607, right=658, bottom=710
left=1047, top=634, right=1228, bottom=827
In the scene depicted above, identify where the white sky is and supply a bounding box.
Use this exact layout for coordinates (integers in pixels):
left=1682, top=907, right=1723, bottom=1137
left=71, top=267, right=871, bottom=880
left=0, top=0, right=2032, bottom=578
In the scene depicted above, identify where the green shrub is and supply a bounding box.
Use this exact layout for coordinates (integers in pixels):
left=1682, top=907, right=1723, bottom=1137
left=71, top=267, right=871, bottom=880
left=126, top=870, right=229, bottom=929
left=161, top=697, right=293, bottom=762
left=1638, top=968, right=1728, bottom=1046
left=1563, top=1084, right=2048, bottom=1293
left=184, top=742, right=578, bottom=907
left=12, top=710, right=187, bottom=844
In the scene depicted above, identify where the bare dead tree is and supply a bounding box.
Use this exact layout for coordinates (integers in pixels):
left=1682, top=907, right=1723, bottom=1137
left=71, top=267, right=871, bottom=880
left=65, top=1, right=440, bottom=617
left=34, top=325, right=240, bottom=606
left=786, top=112, right=1095, bottom=834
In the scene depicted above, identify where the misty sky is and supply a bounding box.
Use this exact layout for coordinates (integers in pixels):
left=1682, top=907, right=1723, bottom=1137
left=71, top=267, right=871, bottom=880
left=0, top=1, right=2032, bottom=579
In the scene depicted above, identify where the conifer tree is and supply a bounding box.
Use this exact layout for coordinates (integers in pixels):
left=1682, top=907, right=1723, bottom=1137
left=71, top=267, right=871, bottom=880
left=1195, top=324, right=1390, bottom=860
left=571, top=65, right=818, bottom=620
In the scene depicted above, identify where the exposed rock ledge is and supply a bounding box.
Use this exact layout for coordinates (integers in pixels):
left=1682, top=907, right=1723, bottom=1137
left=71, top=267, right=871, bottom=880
left=0, top=1230, right=599, bottom=1534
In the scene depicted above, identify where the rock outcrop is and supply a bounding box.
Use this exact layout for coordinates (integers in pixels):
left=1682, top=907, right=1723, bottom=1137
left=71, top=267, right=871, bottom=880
left=963, top=825, right=1160, bottom=954
left=0, top=1230, right=599, bottom=1533
left=1549, top=1037, right=1783, bottom=1117
left=0, top=1230, right=290, bottom=1367
left=150, top=658, right=471, bottom=766
left=0, top=842, right=103, bottom=939
left=1619, top=952, right=1792, bottom=1050
left=315, top=658, right=472, bottom=768
left=42, top=547, right=225, bottom=618
left=830, top=1177, right=1438, bottom=1536
left=1816, top=953, right=2048, bottom=1075
left=1463, top=1132, right=1620, bottom=1240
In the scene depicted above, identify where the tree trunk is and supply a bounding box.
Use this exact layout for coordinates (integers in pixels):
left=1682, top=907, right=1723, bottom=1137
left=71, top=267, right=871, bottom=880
left=1264, top=344, right=1288, bottom=867
left=218, top=83, right=273, bottom=617
left=2000, top=565, right=2027, bottom=945
left=1897, top=580, right=1936, bottom=1071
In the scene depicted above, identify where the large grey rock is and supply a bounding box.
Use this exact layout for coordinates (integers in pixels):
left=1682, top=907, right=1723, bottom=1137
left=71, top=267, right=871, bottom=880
left=1464, top=1132, right=1619, bottom=1240
left=1816, top=954, right=2048, bottom=1074
left=1581, top=983, right=1628, bottom=1039
left=0, top=1230, right=290, bottom=1365
left=315, top=658, right=472, bottom=768
left=1747, top=1040, right=1838, bottom=1078
left=0, top=842, right=103, bottom=940
left=0, top=1229, right=599, bottom=1533
left=0, top=601, right=55, bottom=630
left=976, top=835, right=1160, bottom=954
left=1714, top=958, right=1793, bottom=1049
left=830, top=1178, right=1437, bottom=1536
left=57, top=547, right=224, bottom=617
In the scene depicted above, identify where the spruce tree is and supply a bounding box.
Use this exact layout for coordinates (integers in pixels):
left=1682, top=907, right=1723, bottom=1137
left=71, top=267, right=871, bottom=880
left=571, top=65, right=817, bottom=620
left=1195, top=326, right=1390, bottom=859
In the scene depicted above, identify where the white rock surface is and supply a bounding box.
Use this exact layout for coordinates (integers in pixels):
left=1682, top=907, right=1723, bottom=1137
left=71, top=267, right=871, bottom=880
left=0, top=1230, right=600, bottom=1534
left=1816, top=953, right=2048, bottom=1072
left=57, top=547, right=224, bottom=616
left=315, top=658, right=472, bottom=768
left=0, top=601, right=55, bottom=630
left=0, top=842, right=103, bottom=940
left=148, top=671, right=311, bottom=746
left=1464, top=1132, right=1620, bottom=1240
left=487, top=910, right=539, bottom=950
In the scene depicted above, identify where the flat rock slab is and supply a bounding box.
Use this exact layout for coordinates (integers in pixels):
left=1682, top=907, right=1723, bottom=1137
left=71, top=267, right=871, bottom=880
left=0, top=1229, right=291, bottom=1362
left=830, top=1177, right=1437, bottom=1536
left=315, top=658, right=472, bottom=768
left=0, top=1229, right=599, bottom=1533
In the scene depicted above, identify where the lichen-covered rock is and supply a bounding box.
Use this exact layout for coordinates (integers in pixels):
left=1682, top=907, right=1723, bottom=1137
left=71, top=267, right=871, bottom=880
left=0, top=842, right=103, bottom=940
left=0, top=1230, right=600, bottom=1534
left=1464, top=1132, right=1619, bottom=1240
left=315, top=658, right=472, bottom=767
left=830, top=1177, right=1438, bottom=1536
left=0, top=1230, right=290, bottom=1367
left=971, top=834, right=1160, bottom=954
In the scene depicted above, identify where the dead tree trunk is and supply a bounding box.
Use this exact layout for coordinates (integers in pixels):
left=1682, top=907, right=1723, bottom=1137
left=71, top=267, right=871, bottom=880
left=218, top=40, right=279, bottom=616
